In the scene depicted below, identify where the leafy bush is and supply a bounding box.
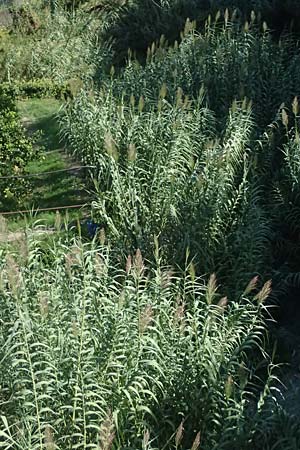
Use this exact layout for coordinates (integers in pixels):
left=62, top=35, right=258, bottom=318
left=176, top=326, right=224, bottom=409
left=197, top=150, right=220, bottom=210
left=0, top=86, right=38, bottom=209
left=0, top=83, right=16, bottom=111
left=0, top=79, right=72, bottom=99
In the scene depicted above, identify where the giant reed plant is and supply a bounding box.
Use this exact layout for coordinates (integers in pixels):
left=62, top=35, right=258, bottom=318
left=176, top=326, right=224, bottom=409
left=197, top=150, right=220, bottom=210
left=0, top=234, right=292, bottom=450
left=107, top=15, right=300, bottom=128
left=61, top=84, right=272, bottom=295
left=61, top=14, right=300, bottom=285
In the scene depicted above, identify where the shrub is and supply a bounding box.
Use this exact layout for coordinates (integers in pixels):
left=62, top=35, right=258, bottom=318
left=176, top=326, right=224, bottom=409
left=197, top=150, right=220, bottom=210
left=0, top=83, right=16, bottom=111
left=0, top=79, right=72, bottom=99
left=0, top=86, right=38, bottom=210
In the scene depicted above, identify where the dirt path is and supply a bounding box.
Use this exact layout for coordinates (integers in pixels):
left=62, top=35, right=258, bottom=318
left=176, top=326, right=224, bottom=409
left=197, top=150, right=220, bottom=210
left=0, top=98, right=90, bottom=230
left=0, top=228, right=55, bottom=242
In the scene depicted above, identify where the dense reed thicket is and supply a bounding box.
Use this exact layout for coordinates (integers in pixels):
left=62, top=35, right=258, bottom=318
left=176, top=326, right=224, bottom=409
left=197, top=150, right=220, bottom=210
left=97, top=0, right=300, bottom=63
left=0, top=235, right=292, bottom=450
left=59, top=15, right=300, bottom=446
left=1, top=2, right=300, bottom=449
left=61, top=16, right=300, bottom=289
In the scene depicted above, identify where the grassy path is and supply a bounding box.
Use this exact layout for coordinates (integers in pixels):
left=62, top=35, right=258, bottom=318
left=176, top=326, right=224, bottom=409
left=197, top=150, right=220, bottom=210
left=4, top=98, right=90, bottom=231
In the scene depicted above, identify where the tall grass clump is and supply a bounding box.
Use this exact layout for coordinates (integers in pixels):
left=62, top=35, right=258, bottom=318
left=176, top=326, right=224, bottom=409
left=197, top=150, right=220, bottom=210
left=1, top=234, right=295, bottom=450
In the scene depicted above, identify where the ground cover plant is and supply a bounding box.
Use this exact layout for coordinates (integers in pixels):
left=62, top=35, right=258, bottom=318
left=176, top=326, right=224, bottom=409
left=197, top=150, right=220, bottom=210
left=17, top=98, right=89, bottom=214
left=1, top=1, right=300, bottom=449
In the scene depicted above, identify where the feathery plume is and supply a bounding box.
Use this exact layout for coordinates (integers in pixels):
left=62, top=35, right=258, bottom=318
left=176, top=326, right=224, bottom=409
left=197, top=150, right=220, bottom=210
left=254, top=280, right=272, bottom=304
left=206, top=273, right=217, bottom=305
left=143, top=429, right=150, bottom=449
left=44, top=424, right=55, bottom=450
left=175, top=420, right=184, bottom=448
left=38, top=291, right=49, bottom=318
left=244, top=275, right=259, bottom=295
left=139, top=304, right=154, bottom=334
left=134, top=248, right=145, bottom=276
left=191, top=432, right=201, bottom=450
left=99, top=410, right=115, bottom=450
left=6, top=254, right=21, bottom=295
left=292, top=97, right=299, bottom=116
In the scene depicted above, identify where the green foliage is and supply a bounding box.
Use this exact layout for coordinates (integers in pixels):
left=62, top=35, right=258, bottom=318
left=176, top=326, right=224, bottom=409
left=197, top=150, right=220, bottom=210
left=0, top=83, right=16, bottom=111
left=62, top=20, right=298, bottom=286
left=108, top=18, right=300, bottom=127
left=61, top=18, right=300, bottom=290
left=0, top=87, right=38, bottom=209
left=0, top=79, right=72, bottom=99
left=60, top=26, right=300, bottom=450
left=62, top=87, right=268, bottom=292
